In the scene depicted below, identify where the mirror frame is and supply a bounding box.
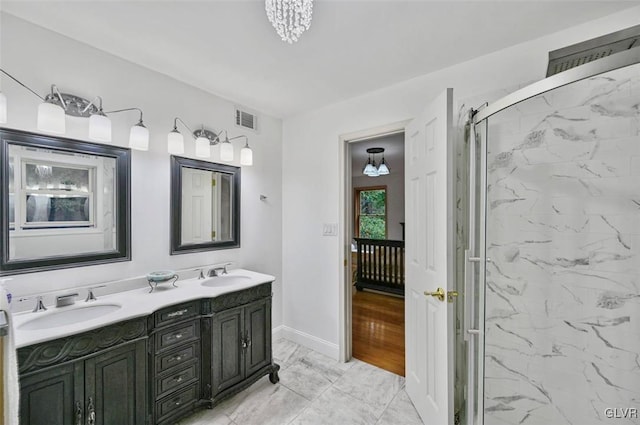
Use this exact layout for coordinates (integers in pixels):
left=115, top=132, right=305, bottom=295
left=170, top=155, right=241, bottom=254
left=0, top=128, right=131, bottom=275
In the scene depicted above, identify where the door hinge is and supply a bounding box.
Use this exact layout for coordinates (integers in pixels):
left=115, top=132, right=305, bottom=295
left=211, top=230, right=216, bottom=239
left=212, top=178, right=216, bottom=186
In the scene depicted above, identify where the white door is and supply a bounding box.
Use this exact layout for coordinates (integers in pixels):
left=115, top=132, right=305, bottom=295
left=181, top=168, right=213, bottom=244
left=404, top=88, right=455, bottom=425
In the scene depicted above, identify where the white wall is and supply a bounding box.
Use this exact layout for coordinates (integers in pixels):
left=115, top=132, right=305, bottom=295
left=0, top=14, right=283, bottom=329
left=281, top=6, right=640, bottom=357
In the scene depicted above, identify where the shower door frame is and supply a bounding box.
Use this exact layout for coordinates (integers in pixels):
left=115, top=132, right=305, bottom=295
left=466, top=47, right=640, bottom=425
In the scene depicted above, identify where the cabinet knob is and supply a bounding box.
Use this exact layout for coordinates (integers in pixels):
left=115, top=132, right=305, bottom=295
left=173, top=398, right=182, bottom=406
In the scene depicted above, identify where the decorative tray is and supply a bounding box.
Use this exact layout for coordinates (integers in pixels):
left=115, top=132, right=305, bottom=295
left=146, top=270, right=179, bottom=292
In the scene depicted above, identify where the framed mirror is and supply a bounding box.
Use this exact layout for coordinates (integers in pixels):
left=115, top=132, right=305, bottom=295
left=0, top=128, right=131, bottom=275
left=170, top=156, right=240, bottom=254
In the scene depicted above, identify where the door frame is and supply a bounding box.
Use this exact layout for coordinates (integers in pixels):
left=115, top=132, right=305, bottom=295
left=337, top=119, right=410, bottom=362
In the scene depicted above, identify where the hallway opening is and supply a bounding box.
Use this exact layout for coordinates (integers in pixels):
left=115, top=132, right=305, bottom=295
left=347, top=132, right=405, bottom=376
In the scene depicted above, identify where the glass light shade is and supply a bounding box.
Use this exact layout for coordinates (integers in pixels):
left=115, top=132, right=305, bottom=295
left=37, top=101, right=66, bottom=134
left=88, top=113, right=112, bottom=142
left=167, top=130, right=184, bottom=155
left=0, top=92, right=7, bottom=124
left=220, top=141, right=234, bottom=162
left=195, top=136, right=211, bottom=158
left=240, top=145, right=253, bottom=166
left=378, top=160, right=390, bottom=175
left=363, top=160, right=375, bottom=175
left=364, top=159, right=380, bottom=176
left=129, top=123, right=149, bottom=151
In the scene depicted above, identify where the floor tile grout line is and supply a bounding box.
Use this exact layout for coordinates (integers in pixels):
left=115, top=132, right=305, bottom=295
left=374, top=386, right=403, bottom=424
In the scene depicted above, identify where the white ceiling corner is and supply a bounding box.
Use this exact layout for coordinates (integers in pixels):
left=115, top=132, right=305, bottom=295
left=1, top=1, right=634, bottom=118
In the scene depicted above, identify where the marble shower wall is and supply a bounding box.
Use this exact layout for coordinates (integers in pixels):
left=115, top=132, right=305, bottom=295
left=483, top=63, right=640, bottom=425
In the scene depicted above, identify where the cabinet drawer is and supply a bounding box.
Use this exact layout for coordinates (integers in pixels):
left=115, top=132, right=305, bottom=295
left=156, top=362, right=198, bottom=399
left=156, top=342, right=199, bottom=374
left=156, top=383, right=199, bottom=419
left=155, top=301, right=199, bottom=327
left=155, top=321, right=200, bottom=352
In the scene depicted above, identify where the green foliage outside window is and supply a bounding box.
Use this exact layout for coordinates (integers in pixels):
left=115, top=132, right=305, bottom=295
left=359, top=189, right=386, bottom=239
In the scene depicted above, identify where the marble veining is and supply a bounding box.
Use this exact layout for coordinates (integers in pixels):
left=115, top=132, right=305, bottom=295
left=483, top=63, right=640, bottom=424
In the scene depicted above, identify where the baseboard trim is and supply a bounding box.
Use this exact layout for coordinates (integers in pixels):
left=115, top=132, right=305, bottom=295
left=272, top=324, right=285, bottom=341
left=278, top=325, right=339, bottom=360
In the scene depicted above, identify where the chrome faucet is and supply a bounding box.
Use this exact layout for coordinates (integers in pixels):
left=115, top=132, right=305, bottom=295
left=195, top=268, right=205, bottom=280
left=56, top=292, right=79, bottom=308
left=85, top=285, right=106, bottom=302
left=207, top=263, right=231, bottom=277
left=17, top=295, right=48, bottom=313
left=34, top=296, right=47, bottom=312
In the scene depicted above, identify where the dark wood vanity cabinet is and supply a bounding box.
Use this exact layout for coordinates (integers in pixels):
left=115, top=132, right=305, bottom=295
left=18, top=282, right=279, bottom=425
left=204, top=282, right=280, bottom=406
left=18, top=318, right=148, bottom=425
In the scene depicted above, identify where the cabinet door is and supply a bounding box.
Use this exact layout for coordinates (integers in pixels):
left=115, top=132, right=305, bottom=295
left=84, top=339, right=147, bottom=425
left=244, top=298, right=272, bottom=377
left=211, top=306, right=245, bottom=394
left=19, top=362, right=83, bottom=425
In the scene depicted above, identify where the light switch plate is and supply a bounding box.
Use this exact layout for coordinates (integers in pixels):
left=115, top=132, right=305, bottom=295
left=322, top=223, right=338, bottom=236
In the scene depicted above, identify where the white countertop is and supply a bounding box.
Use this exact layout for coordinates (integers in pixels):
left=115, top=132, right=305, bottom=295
left=12, top=268, right=275, bottom=349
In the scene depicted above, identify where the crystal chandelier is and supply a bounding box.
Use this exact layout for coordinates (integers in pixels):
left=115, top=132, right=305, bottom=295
left=265, top=0, right=313, bottom=44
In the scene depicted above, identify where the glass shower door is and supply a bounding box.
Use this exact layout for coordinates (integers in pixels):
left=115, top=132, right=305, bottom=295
left=480, top=62, right=640, bottom=425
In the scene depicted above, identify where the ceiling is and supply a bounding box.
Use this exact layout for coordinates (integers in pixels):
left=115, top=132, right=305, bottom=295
left=1, top=1, right=635, bottom=118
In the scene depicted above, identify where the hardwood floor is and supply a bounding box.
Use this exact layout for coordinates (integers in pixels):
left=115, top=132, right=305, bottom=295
left=352, top=290, right=405, bottom=376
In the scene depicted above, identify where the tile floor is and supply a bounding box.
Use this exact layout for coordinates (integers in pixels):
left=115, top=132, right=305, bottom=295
left=179, top=338, right=424, bottom=425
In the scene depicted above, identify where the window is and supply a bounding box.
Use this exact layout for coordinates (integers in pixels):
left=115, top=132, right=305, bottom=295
left=19, top=160, right=95, bottom=228
left=355, top=187, right=386, bottom=239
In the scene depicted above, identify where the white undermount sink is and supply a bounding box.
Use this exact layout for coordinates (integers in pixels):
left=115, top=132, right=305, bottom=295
left=18, top=304, right=122, bottom=331
left=201, top=275, right=252, bottom=288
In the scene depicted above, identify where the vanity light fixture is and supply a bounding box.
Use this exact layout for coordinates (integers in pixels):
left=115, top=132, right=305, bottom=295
left=363, top=147, right=390, bottom=177
left=0, top=68, right=149, bottom=149
left=167, top=117, right=253, bottom=165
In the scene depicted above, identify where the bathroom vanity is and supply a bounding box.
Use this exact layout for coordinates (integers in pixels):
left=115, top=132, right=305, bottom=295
left=14, top=271, right=279, bottom=425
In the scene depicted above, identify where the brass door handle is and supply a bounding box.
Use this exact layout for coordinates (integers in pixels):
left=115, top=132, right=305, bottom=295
left=424, top=287, right=445, bottom=302
left=447, top=290, right=459, bottom=303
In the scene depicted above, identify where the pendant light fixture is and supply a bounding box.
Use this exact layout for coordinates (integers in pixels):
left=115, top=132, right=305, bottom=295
left=362, top=147, right=390, bottom=177
left=265, top=0, right=313, bottom=44
left=0, top=68, right=148, bottom=148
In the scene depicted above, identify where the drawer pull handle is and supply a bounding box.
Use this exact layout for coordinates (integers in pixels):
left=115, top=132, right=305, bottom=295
left=172, top=355, right=183, bottom=362
left=174, top=333, right=183, bottom=339
left=173, top=375, right=184, bottom=383
left=173, top=398, right=182, bottom=406
left=87, top=397, right=96, bottom=425
left=75, top=401, right=82, bottom=425
left=167, top=308, right=189, bottom=318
